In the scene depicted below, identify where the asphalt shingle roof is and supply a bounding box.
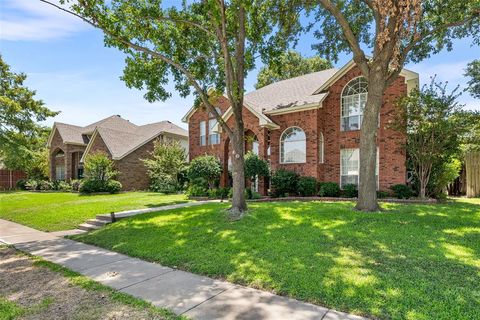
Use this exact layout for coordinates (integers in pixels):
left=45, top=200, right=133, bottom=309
left=52, top=116, right=187, bottom=159
left=243, top=68, right=338, bottom=112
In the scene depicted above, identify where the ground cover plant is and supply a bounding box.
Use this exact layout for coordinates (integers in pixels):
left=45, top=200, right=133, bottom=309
left=0, top=192, right=188, bottom=231
left=73, top=199, right=480, bottom=320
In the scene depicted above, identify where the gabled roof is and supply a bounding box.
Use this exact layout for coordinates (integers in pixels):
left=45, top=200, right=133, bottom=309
left=48, top=115, right=188, bottom=161
left=244, top=68, right=337, bottom=113
left=182, top=59, right=419, bottom=127
left=80, top=120, right=188, bottom=161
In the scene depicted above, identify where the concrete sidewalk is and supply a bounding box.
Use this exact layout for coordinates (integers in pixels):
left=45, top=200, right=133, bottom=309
left=0, top=219, right=367, bottom=320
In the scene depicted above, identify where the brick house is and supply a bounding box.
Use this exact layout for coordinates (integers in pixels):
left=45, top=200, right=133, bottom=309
left=47, top=115, right=188, bottom=190
left=183, top=60, right=419, bottom=195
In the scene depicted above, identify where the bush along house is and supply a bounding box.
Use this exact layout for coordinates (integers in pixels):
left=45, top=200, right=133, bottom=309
left=47, top=115, right=188, bottom=190
left=182, top=59, right=419, bottom=196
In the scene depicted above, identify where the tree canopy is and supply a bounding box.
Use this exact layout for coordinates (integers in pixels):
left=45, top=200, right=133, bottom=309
left=44, top=0, right=301, bottom=217
left=255, top=50, right=332, bottom=89
left=304, top=0, right=480, bottom=210
left=465, top=59, right=480, bottom=99
left=0, top=55, right=58, bottom=171
left=395, top=79, right=468, bottom=198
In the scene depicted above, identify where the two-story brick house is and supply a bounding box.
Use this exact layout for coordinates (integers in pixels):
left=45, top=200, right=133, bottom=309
left=183, top=60, right=419, bottom=195
left=47, top=115, right=188, bottom=190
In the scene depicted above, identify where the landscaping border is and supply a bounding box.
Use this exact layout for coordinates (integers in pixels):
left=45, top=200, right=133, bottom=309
left=189, top=196, right=438, bottom=204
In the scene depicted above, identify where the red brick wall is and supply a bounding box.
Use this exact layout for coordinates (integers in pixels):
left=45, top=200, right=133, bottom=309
left=116, top=139, right=156, bottom=191
left=0, top=170, right=26, bottom=190
left=187, top=66, right=407, bottom=191
left=86, top=133, right=158, bottom=190
left=87, top=133, right=112, bottom=158
left=320, top=67, right=406, bottom=189
left=49, top=128, right=86, bottom=181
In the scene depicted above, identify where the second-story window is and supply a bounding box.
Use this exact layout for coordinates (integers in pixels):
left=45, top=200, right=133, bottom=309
left=341, top=77, right=368, bottom=131
left=209, top=118, right=220, bottom=145
left=200, top=121, right=206, bottom=146
left=208, top=107, right=221, bottom=145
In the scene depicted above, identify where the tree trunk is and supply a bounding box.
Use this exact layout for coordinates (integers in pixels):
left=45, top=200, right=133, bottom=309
left=355, top=69, right=385, bottom=212
left=229, top=126, right=247, bottom=219
left=419, top=179, right=427, bottom=199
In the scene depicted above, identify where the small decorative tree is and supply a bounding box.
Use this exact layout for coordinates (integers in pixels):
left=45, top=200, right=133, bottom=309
left=143, top=139, right=187, bottom=193
left=187, top=155, right=222, bottom=190
left=244, top=151, right=269, bottom=191
left=81, top=152, right=122, bottom=193
left=84, top=151, right=118, bottom=181
left=394, top=79, right=466, bottom=198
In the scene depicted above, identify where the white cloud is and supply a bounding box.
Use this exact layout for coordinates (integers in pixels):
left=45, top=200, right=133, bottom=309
left=0, top=0, right=88, bottom=41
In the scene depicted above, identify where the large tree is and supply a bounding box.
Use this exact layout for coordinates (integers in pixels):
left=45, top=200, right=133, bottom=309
left=255, top=50, right=332, bottom=88
left=43, top=0, right=299, bottom=218
left=465, top=59, right=480, bottom=99
left=308, top=0, right=480, bottom=210
left=0, top=55, right=58, bottom=173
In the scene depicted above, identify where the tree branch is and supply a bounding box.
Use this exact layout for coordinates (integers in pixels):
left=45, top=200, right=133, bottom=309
left=318, top=0, right=369, bottom=76
left=39, top=0, right=232, bottom=137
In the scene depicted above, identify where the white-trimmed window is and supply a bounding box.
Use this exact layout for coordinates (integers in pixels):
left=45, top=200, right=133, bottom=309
left=280, top=127, right=306, bottom=163
left=341, top=77, right=368, bottom=131
left=208, top=119, right=220, bottom=145
left=340, top=148, right=379, bottom=188
left=55, top=165, right=65, bottom=181
left=200, top=121, right=206, bottom=146
left=319, top=132, right=324, bottom=164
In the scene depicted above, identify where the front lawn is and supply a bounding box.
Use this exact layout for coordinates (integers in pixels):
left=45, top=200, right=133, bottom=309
left=73, top=198, right=480, bottom=320
left=0, top=192, right=189, bottom=231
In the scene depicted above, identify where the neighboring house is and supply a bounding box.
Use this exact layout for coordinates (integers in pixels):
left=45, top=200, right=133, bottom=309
left=47, top=115, right=188, bottom=190
left=183, top=59, right=419, bottom=195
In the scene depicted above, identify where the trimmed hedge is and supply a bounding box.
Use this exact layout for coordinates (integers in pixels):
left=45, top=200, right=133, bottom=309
left=318, top=182, right=340, bottom=197
left=298, top=176, right=318, bottom=197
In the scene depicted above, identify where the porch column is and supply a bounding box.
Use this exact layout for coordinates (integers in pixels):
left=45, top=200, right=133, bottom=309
left=64, top=147, right=72, bottom=181
left=257, top=128, right=269, bottom=196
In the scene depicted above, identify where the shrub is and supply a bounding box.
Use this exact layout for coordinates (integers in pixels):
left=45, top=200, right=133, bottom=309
left=150, top=175, right=178, bottom=194
left=25, top=179, right=41, bottom=191
left=16, top=179, right=27, bottom=190
left=39, top=180, right=52, bottom=191
left=84, top=152, right=117, bottom=181
left=318, top=182, right=340, bottom=197
left=207, top=188, right=230, bottom=199
left=342, top=184, right=358, bottom=198
left=70, top=179, right=82, bottom=192
left=187, top=155, right=222, bottom=190
left=79, top=179, right=105, bottom=193
left=143, top=140, right=187, bottom=192
left=297, top=176, right=317, bottom=196
left=186, top=184, right=208, bottom=197
left=245, top=151, right=269, bottom=181
left=105, top=180, right=122, bottom=194
left=390, top=184, right=414, bottom=199
left=377, top=190, right=390, bottom=199
left=270, top=169, right=299, bottom=197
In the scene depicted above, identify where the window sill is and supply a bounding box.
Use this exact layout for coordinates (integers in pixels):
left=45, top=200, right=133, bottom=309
left=279, top=161, right=306, bottom=165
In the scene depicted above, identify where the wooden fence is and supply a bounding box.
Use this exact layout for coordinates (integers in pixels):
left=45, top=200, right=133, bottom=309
left=0, top=169, right=27, bottom=190
left=465, top=151, right=480, bottom=198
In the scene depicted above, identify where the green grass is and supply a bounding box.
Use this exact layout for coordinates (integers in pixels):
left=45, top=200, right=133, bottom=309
left=0, top=298, right=23, bottom=320
left=73, top=198, right=480, bottom=320
left=0, top=192, right=189, bottom=231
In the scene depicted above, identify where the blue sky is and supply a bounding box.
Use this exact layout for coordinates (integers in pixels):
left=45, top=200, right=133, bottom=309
left=1, top=0, right=479, bottom=130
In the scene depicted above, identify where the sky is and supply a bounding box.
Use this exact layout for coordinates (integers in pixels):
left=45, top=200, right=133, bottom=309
left=1, top=0, right=479, bottom=130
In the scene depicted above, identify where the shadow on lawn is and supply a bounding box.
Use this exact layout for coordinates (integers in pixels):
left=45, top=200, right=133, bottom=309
left=73, top=200, right=480, bottom=319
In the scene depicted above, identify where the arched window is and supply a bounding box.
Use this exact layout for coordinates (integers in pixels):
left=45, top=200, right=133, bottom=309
left=55, top=150, right=65, bottom=158
left=341, top=77, right=368, bottom=131
left=319, top=132, right=324, bottom=164
left=280, top=127, right=306, bottom=163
